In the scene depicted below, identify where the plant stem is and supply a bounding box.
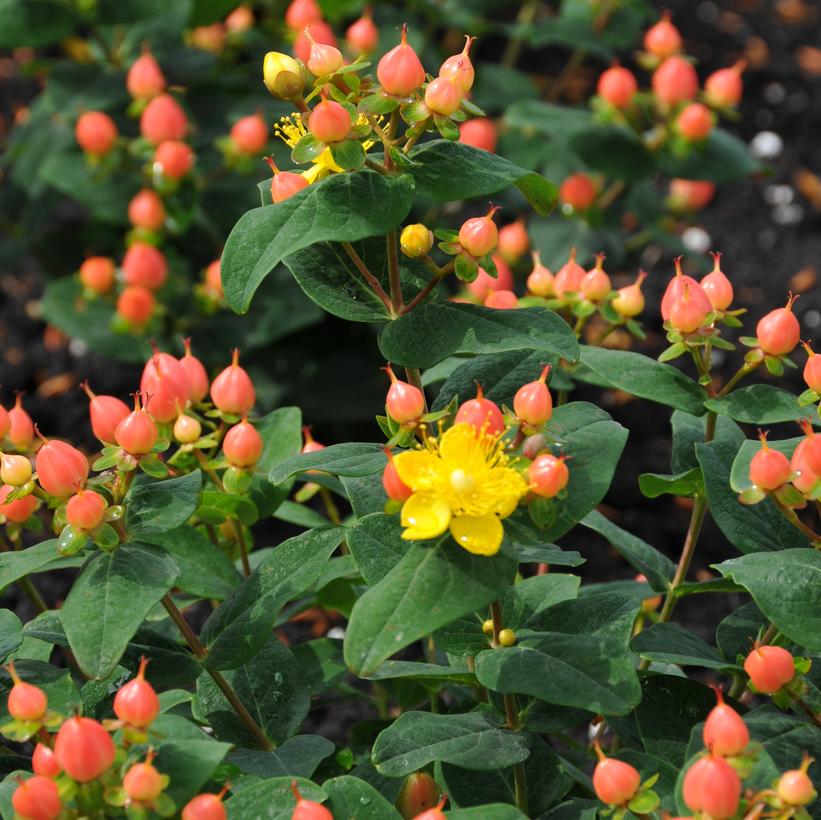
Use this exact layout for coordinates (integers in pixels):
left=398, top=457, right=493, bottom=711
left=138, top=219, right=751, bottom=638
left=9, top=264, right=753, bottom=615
left=500, top=0, right=539, bottom=68
left=401, top=275, right=443, bottom=315
left=340, top=241, right=394, bottom=315
left=772, top=495, right=821, bottom=546
left=161, top=593, right=273, bottom=750
left=16, top=576, right=48, bottom=614
left=319, top=486, right=342, bottom=525
left=230, top=518, right=251, bottom=577
left=794, top=695, right=821, bottom=729
left=717, top=360, right=761, bottom=397
left=597, top=179, right=625, bottom=210
left=549, top=48, right=586, bottom=101
left=386, top=230, right=403, bottom=312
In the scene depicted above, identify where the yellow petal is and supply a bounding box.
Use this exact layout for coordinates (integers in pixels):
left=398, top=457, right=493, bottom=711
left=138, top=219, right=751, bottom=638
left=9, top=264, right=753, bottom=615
left=483, top=467, right=529, bottom=518
left=315, top=147, right=344, bottom=173
left=393, top=450, right=441, bottom=491
left=439, top=423, right=488, bottom=473
left=401, top=492, right=451, bottom=541
left=449, top=514, right=504, bottom=556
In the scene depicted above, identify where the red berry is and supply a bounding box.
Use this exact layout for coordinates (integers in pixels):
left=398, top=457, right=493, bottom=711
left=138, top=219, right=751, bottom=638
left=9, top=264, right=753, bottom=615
left=7, top=661, right=47, bottom=721
left=384, top=364, right=425, bottom=424
left=791, top=433, right=820, bottom=495
left=580, top=253, right=611, bottom=302
left=644, top=11, right=683, bottom=58
left=190, top=22, right=226, bottom=54
left=291, top=780, right=333, bottom=820
left=127, top=48, right=166, bottom=99
left=35, top=435, right=89, bottom=498
left=211, top=349, right=255, bottom=415
left=79, top=256, right=116, bottom=294
left=777, top=756, right=816, bottom=806
left=796, top=420, right=821, bottom=475
left=652, top=56, right=698, bottom=106
left=597, top=63, right=638, bottom=109
left=612, top=270, right=647, bottom=318
left=54, top=716, right=115, bottom=782
left=498, top=218, right=529, bottom=263
left=677, top=102, right=713, bottom=141
left=383, top=451, right=412, bottom=502
left=346, top=9, right=378, bottom=54
left=231, top=114, right=269, bottom=155
left=0, top=402, right=9, bottom=439
left=559, top=173, right=597, bottom=211
left=396, top=772, right=442, bottom=819
left=83, top=382, right=129, bottom=444
left=425, top=77, right=463, bottom=116
left=682, top=753, right=741, bottom=819
left=117, top=286, right=155, bottom=327
left=182, top=792, right=228, bottom=820
left=128, top=189, right=166, bottom=231
left=122, top=242, right=168, bottom=290
left=308, top=98, right=351, bottom=143
left=377, top=24, right=426, bottom=97
left=514, top=365, right=553, bottom=427
left=455, top=386, right=504, bottom=437
left=412, top=796, right=447, bottom=820
left=592, top=745, right=641, bottom=806
left=702, top=687, right=749, bottom=757
left=529, top=454, right=569, bottom=498
left=32, top=744, right=61, bottom=779
left=113, top=656, right=160, bottom=728
left=302, top=426, right=325, bottom=455
left=661, top=257, right=712, bottom=322
left=743, top=644, right=795, bottom=694
left=466, top=255, right=513, bottom=300
left=141, top=350, right=192, bottom=423
left=225, top=5, right=254, bottom=33
left=802, top=342, right=821, bottom=393
left=12, top=775, right=61, bottom=820
left=123, top=754, right=164, bottom=802
left=705, top=60, right=745, bottom=108
left=294, top=21, right=337, bottom=64
left=554, top=247, right=586, bottom=297
left=484, top=289, right=518, bottom=309
left=66, top=489, right=107, bottom=531
left=701, top=251, right=733, bottom=311
left=284, top=0, right=321, bottom=31
left=669, top=178, right=716, bottom=211
left=306, top=32, right=345, bottom=76
left=439, top=35, right=476, bottom=93
left=115, top=394, right=159, bottom=456
left=459, top=205, right=500, bottom=258
left=75, top=111, right=118, bottom=156
left=154, top=140, right=194, bottom=179
left=757, top=294, right=801, bottom=356
left=180, top=338, right=210, bottom=402
left=0, top=485, right=38, bottom=523
left=458, top=118, right=497, bottom=153
left=223, top=418, right=264, bottom=467
left=8, top=395, right=34, bottom=450
left=527, top=252, right=555, bottom=297
left=140, top=94, right=188, bottom=143
left=668, top=282, right=708, bottom=333
left=265, top=157, right=309, bottom=204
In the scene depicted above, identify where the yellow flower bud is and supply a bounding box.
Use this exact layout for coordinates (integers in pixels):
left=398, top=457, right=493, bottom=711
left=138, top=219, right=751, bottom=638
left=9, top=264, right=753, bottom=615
left=400, top=223, right=434, bottom=259
left=1, top=453, right=32, bottom=487
left=263, top=51, right=306, bottom=100
left=482, top=619, right=494, bottom=635
left=498, top=628, right=516, bottom=647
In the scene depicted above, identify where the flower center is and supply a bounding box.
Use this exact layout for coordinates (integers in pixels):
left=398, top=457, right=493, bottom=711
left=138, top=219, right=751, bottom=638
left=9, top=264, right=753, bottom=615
left=449, top=468, right=476, bottom=494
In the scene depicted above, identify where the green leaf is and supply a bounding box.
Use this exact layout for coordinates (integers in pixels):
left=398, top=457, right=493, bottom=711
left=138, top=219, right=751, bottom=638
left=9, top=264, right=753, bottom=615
left=574, top=346, right=705, bottom=414
left=656, top=128, right=760, bottom=183
left=713, top=549, right=821, bottom=650
left=227, top=735, right=335, bottom=780
left=143, top=526, right=240, bottom=600
left=221, top=171, right=414, bottom=312
left=201, top=527, right=344, bottom=669
left=705, top=384, right=812, bottom=425
left=573, top=126, right=654, bottom=181
left=323, top=775, right=402, bottom=819
left=0, top=540, right=65, bottom=590
left=224, top=776, right=326, bottom=819
left=695, top=440, right=810, bottom=553
left=250, top=406, right=304, bottom=517
left=671, top=410, right=744, bottom=474
left=0, top=0, right=77, bottom=47
left=61, top=544, right=179, bottom=679
left=0, top=611, right=23, bottom=663
left=638, top=468, right=704, bottom=499
left=408, top=140, right=557, bottom=215
left=153, top=735, right=232, bottom=807
left=729, top=436, right=800, bottom=492
left=504, top=100, right=594, bottom=139
left=125, top=471, right=203, bottom=537
left=197, top=635, right=308, bottom=748
left=371, top=708, right=531, bottom=776
left=346, top=513, right=411, bottom=585
left=379, top=304, right=579, bottom=370
left=474, top=632, right=641, bottom=715
left=444, top=807, right=528, bottom=820
left=631, top=623, right=740, bottom=671
left=506, top=542, right=585, bottom=567
left=269, top=443, right=385, bottom=485
left=344, top=538, right=516, bottom=676
left=580, top=510, right=675, bottom=590
left=502, top=574, right=580, bottom=629
left=716, top=601, right=769, bottom=661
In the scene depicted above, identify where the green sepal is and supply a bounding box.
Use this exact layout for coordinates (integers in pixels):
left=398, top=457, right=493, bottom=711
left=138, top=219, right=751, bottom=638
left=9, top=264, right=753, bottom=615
left=92, top=523, right=120, bottom=552
left=359, top=93, right=399, bottom=115
left=628, top=789, right=660, bottom=813
left=625, top=319, right=646, bottom=339
left=58, top=524, right=89, bottom=556
left=658, top=342, right=687, bottom=363
left=797, top=388, right=819, bottom=406
left=454, top=253, right=479, bottom=283
left=138, top=454, right=169, bottom=479
left=433, top=115, right=459, bottom=140
left=224, top=466, right=253, bottom=495
left=291, top=133, right=326, bottom=164
left=765, top=355, right=785, bottom=377
left=93, top=451, right=120, bottom=471
left=738, top=485, right=766, bottom=505
left=330, top=139, right=366, bottom=171
left=528, top=495, right=557, bottom=529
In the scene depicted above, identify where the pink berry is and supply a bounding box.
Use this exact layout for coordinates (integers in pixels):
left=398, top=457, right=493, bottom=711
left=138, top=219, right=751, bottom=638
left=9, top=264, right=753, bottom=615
left=8, top=395, right=34, bottom=450
left=113, top=657, right=160, bottom=728
left=291, top=781, right=333, bottom=820
left=210, top=349, right=255, bottom=415
left=32, top=744, right=61, bottom=779
left=223, top=418, right=264, bottom=467
left=412, top=797, right=448, bottom=820
left=140, top=94, right=188, bottom=143
left=677, top=102, right=713, bottom=141
left=306, top=32, right=345, bottom=76
left=802, top=341, right=821, bottom=393
left=611, top=270, right=647, bottom=318
left=384, top=364, right=425, bottom=424
left=230, top=114, right=269, bottom=155
left=757, top=294, right=801, bottom=356
left=117, top=286, right=155, bottom=327
left=396, top=773, right=441, bottom=819
left=294, top=20, right=336, bottom=64
left=529, top=454, right=569, bottom=498
left=302, top=426, right=325, bottom=455
left=377, top=24, right=426, bottom=97
left=498, top=218, right=529, bottom=263
left=141, top=350, right=192, bottom=423
left=115, top=394, right=159, bottom=456
left=346, top=9, right=378, bottom=54
left=455, top=386, right=504, bottom=437
left=459, top=205, right=500, bottom=258
left=652, top=56, right=698, bottom=106
left=597, top=63, right=638, bottom=108
left=425, top=76, right=463, bottom=116
left=54, top=716, right=116, bottom=783
left=7, top=661, right=47, bottom=721
left=308, top=97, right=351, bottom=143
left=0, top=485, right=38, bottom=523
left=265, top=157, right=309, bottom=203
left=743, top=644, right=795, bottom=694
left=75, top=111, right=118, bottom=156
left=225, top=6, right=254, bottom=33
left=438, top=35, right=476, bottom=93
left=644, top=11, right=683, bottom=58
left=35, top=434, right=89, bottom=498
left=179, top=338, right=210, bottom=402
left=661, top=257, right=712, bottom=322
left=122, top=242, right=168, bottom=290
left=182, top=792, right=227, bottom=820
left=592, top=744, right=641, bottom=806
left=580, top=253, right=611, bottom=302
left=79, top=256, right=116, bottom=295
left=284, top=0, right=321, bottom=31
left=701, top=251, right=733, bottom=310
left=702, top=687, right=749, bottom=757
left=669, top=179, right=716, bottom=211
left=705, top=60, right=745, bottom=108
left=514, top=365, right=553, bottom=427
left=0, top=403, right=10, bottom=441
left=527, top=252, right=555, bottom=297
left=382, top=450, right=412, bottom=502
left=154, top=140, right=194, bottom=179
left=559, top=173, right=597, bottom=210
left=458, top=118, right=497, bottom=153
left=682, top=753, right=741, bottom=820
left=123, top=756, right=164, bottom=803
left=66, top=489, right=107, bottom=531
left=484, top=289, right=518, bottom=310
left=127, top=48, right=166, bottom=99
left=554, top=247, right=586, bottom=297
left=128, top=189, right=165, bottom=231
left=12, top=775, right=61, bottom=820
left=777, top=757, right=816, bottom=806
left=791, top=431, right=820, bottom=495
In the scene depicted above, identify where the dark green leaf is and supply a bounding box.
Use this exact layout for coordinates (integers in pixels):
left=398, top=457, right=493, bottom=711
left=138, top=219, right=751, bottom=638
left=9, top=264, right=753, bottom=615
left=346, top=513, right=411, bottom=585
left=0, top=540, right=64, bottom=590
left=527, top=591, right=642, bottom=645
left=0, top=0, right=77, bottom=47
left=125, top=471, right=203, bottom=537
left=506, top=542, right=585, bottom=567
left=221, top=171, right=414, bottom=312
left=671, top=410, right=744, bottom=474
left=60, top=544, right=179, bottom=679
left=371, top=708, right=530, bottom=776
left=323, top=775, right=402, bottom=819
left=502, top=574, right=580, bottom=629
left=638, top=468, right=703, bottom=499
left=269, top=443, right=386, bottom=484
left=153, top=735, right=232, bottom=807
left=0, top=612, right=23, bottom=663
left=716, top=602, right=768, bottom=661
left=227, top=735, right=335, bottom=780
left=631, top=623, right=740, bottom=671
left=705, top=384, right=812, bottom=425
left=573, top=126, right=654, bottom=181
left=224, top=777, right=326, bottom=819
left=656, top=128, right=760, bottom=183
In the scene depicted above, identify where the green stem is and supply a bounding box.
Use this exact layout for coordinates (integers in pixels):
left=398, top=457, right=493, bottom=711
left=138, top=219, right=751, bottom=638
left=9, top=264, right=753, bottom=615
left=231, top=518, right=251, bottom=577
left=500, top=0, right=539, bottom=68
left=557, top=389, right=569, bottom=407
left=772, top=495, right=821, bottom=546
left=340, top=241, right=394, bottom=315
left=717, top=360, right=761, bottom=397
left=161, top=593, right=273, bottom=750
left=16, top=576, right=47, bottom=614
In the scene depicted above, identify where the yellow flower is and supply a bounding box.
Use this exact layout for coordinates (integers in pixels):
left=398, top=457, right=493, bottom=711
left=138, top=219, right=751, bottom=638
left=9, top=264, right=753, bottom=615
left=274, top=112, right=379, bottom=184
left=393, top=423, right=528, bottom=556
